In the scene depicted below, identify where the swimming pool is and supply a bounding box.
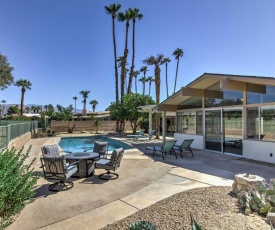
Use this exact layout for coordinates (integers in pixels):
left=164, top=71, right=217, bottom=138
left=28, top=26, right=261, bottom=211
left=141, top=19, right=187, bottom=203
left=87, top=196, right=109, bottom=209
left=59, top=136, right=133, bottom=153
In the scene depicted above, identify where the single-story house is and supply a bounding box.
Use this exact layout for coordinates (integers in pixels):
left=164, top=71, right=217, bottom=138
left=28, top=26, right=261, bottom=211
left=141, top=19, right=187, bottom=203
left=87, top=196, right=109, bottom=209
left=157, top=73, right=275, bottom=164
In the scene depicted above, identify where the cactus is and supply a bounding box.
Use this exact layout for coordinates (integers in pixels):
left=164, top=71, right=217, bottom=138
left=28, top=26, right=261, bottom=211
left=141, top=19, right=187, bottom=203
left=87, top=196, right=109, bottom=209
left=237, top=179, right=275, bottom=217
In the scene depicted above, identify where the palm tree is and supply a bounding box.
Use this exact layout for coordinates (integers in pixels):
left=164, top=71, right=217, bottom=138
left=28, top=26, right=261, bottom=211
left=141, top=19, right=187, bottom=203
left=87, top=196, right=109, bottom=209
left=146, top=76, right=155, bottom=96
left=25, top=106, right=30, bottom=113
left=127, top=8, right=143, bottom=94
left=1, top=100, right=6, bottom=116
left=173, top=48, right=184, bottom=94
left=139, top=76, right=147, bottom=95
left=139, top=66, right=148, bottom=95
left=162, top=57, right=171, bottom=98
left=132, top=70, right=140, bottom=94
left=105, top=4, right=121, bottom=102
left=31, top=105, right=36, bottom=113
left=118, top=9, right=131, bottom=99
left=73, top=96, right=78, bottom=113
left=79, top=90, right=90, bottom=115
left=15, top=79, right=32, bottom=115
left=143, top=54, right=165, bottom=139
left=44, top=105, right=48, bottom=112
left=89, top=100, right=98, bottom=112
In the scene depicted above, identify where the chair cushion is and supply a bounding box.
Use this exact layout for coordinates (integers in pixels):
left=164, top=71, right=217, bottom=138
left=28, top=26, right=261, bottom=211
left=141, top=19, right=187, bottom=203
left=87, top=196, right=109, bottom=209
left=110, top=147, right=124, bottom=165
left=93, top=141, right=109, bottom=155
left=43, top=154, right=67, bottom=169
left=95, top=159, right=113, bottom=170
left=42, top=144, right=60, bottom=156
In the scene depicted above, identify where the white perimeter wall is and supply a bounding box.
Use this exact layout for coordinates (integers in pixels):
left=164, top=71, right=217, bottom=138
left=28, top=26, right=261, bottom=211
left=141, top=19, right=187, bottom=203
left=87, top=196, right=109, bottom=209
left=174, top=133, right=275, bottom=163
left=243, top=140, right=275, bottom=164
left=174, top=133, right=204, bottom=150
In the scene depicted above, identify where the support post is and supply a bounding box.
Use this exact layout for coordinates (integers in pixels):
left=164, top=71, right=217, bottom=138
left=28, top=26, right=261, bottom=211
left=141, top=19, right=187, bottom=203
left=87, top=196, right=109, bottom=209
left=162, top=111, right=166, bottom=143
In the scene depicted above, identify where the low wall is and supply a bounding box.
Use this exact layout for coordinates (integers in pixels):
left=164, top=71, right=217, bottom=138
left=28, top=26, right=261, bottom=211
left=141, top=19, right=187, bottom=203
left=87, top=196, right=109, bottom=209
left=51, top=120, right=133, bottom=133
left=7, top=128, right=40, bottom=151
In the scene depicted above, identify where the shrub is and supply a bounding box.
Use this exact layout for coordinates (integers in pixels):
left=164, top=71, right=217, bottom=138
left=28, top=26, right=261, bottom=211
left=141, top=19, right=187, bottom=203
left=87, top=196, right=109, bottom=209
left=0, top=147, right=38, bottom=229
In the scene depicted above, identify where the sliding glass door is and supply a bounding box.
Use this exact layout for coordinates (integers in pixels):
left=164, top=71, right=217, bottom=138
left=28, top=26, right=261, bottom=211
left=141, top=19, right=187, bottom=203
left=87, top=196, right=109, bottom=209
left=205, top=110, right=222, bottom=152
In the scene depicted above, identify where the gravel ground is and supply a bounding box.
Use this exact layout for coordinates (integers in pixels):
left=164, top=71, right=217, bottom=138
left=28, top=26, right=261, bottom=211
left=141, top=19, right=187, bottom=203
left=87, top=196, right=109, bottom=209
left=101, top=186, right=270, bottom=230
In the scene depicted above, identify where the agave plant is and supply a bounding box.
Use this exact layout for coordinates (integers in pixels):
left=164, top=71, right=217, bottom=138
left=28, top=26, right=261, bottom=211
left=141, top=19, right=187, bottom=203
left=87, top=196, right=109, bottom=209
left=127, top=221, right=156, bottom=230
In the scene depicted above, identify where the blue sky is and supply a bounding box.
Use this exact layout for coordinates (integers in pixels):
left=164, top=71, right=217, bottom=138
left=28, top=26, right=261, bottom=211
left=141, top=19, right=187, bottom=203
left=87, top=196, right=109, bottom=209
left=1, top=0, right=275, bottom=112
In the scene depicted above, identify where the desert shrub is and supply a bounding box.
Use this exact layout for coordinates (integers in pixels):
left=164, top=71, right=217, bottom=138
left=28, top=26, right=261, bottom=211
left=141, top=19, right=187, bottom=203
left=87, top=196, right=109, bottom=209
left=0, top=147, right=38, bottom=229
left=127, top=221, right=156, bottom=230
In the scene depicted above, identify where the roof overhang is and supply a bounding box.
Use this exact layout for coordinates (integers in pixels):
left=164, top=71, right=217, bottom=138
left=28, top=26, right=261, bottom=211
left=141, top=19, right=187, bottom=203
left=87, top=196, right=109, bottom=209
left=157, top=73, right=275, bottom=111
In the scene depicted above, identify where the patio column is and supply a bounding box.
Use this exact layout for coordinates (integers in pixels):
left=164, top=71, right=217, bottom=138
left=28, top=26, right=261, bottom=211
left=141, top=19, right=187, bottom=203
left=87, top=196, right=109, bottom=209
left=162, top=111, right=166, bottom=143
left=149, top=110, right=152, bottom=133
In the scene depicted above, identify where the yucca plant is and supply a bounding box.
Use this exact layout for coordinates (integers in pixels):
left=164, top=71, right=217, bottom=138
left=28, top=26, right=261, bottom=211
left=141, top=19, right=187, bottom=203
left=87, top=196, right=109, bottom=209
left=127, top=221, right=157, bottom=230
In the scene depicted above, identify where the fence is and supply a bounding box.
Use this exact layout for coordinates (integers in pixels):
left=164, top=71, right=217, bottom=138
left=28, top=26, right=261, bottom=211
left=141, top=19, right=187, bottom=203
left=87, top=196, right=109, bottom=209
left=0, top=120, right=38, bottom=149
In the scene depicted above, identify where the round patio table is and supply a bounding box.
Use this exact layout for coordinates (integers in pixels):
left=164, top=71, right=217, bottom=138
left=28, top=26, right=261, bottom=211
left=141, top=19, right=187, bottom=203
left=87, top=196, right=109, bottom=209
left=66, top=152, right=99, bottom=178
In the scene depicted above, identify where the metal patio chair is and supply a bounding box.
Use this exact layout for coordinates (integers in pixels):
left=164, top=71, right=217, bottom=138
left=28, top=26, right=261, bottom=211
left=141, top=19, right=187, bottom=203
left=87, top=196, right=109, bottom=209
left=95, top=147, right=124, bottom=180
left=40, top=155, right=78, bottom=192
left=145, top=140, right=177, bottom=160
left=172, top=139, right=194, bottom=158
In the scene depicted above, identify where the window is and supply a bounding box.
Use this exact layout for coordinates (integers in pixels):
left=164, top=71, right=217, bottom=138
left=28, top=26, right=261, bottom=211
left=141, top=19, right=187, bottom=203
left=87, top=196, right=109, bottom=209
left=247, top=85, right=275, bottom=104
left=260, top=106, right=275, bottom=141
left=196, top=110, right=203, bottom=134
left=182, top=111, right=196, bottom=134
left=246, top=107, right=259, bottom=140
left=205, top=90, right=243, bottom=107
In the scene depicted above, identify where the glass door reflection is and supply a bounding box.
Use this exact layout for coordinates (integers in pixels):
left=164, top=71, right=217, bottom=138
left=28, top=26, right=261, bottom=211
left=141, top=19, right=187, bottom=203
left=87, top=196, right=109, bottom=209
left=205, top=110, right=222, bottom=152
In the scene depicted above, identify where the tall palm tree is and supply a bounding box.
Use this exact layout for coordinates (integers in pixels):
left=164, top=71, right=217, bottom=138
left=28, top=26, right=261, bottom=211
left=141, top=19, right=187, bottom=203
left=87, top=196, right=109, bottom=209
left=132, top=70, right=140, bottom=94
left=139, top=66, right=148, bottom=95
left=127, top=8, right=143, bottom=94
left=118, top=9, right=131, bottom=99
left=1, top=100, right=6, bottom=116
left=139, top=76, right=147, bottom=95
left=146, top=76, right=155, bottom=96
left=89, top=100, right=98, bottom=112
left=173, top=48, right=184, bottom=94
left=79, top=90, right=90, bottom=115
left=143, top=54, right=165, bottom=139
left=163, top=57, right=171, bottom=98
left=105, top=4, right=121, bottom=102
left=15, top=79, right=32, bottom=115
left=73, top=96, right=78, bottom=113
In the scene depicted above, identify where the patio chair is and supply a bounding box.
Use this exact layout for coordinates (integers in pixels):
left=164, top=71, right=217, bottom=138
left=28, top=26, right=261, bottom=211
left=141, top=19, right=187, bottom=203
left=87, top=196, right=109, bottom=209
left=84, top=141, right=109, bottom=158
left=126, top=129, right=145, bottom=138
left=40, top=155, right=78, bottom=192
left=41, top=144, right=71, bottom=157
left=173, top=139, right=194, bottom=158
left=95, top=147, right=124, bottom=180
left=145, top=140, right=177, bottom=160
left=135, top=130, right=155, bottom=141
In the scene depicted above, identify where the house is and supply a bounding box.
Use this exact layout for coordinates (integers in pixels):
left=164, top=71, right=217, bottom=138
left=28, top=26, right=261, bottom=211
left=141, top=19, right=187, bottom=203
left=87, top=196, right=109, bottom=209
left=157, top=73, right=275, bottom=164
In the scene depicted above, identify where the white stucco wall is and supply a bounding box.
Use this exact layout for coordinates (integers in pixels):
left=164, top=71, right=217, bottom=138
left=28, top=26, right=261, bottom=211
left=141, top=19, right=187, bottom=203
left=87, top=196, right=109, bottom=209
left=243, top=140, right=275, bottom=164
left=174, top=133, right=204, bottom=150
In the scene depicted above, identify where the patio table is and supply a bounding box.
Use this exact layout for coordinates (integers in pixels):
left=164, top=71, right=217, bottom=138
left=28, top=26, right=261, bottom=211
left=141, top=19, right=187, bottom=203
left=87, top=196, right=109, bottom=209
left=66, top=152, right=99, bottom=178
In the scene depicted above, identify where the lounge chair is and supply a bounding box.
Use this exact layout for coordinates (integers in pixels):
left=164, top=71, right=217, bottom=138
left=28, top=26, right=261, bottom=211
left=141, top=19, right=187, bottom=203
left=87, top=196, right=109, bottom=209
left=172, top=139, right=194, bottom=158
left=145, top=140, right=177, bottom=160
left=95, top=147, right=124, bottom=180
left=40, top=155, right=78, bottom=192
left=135, top=130, right=155, bottom=141
left=126, top=129, right=145, bottom=138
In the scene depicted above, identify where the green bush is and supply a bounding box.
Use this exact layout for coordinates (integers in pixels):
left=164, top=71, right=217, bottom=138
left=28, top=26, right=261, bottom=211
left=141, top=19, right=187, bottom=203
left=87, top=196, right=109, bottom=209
left=0, top=147, right=38, bottom=229
left=127, top=221, right=156, bottom=230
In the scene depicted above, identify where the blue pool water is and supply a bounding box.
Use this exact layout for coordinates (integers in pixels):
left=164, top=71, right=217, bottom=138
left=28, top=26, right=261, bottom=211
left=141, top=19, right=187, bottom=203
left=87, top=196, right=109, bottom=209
left=59, top=136, right=133, bottom=153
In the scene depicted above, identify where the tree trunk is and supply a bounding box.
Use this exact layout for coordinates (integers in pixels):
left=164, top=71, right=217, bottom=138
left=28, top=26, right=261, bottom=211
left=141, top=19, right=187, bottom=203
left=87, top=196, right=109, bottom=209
left=121, top=22, right=129, bottom=100
left=127, top=20, right=136, bottom=94
left=155, top=66, right=161, bottom=139
left=174, top=58, right=180, bottom=93
left=166, top=62, right=169, bottom=98
left=20, top=89, right=25, bottom=115
left=112, top=16, right=119, bottom=102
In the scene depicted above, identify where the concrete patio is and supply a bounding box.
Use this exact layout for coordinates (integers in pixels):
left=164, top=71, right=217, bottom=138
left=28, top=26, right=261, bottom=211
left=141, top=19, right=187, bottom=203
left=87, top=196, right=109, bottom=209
left=8, top=134, right=275, bottom=230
